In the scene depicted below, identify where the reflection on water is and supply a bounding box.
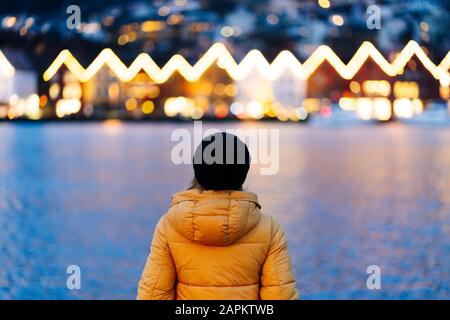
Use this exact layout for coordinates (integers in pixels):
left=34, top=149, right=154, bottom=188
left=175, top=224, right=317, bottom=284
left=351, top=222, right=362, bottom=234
left=0, top=122, right=449, bottom=299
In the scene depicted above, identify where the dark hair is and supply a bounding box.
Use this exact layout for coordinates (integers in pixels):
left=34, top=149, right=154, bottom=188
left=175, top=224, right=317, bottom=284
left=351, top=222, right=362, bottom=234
left=187, top=177, right=244, bottom=191
left=191, top=132, right=250, bottom=191
left=187, top=177, right=203, bottom=190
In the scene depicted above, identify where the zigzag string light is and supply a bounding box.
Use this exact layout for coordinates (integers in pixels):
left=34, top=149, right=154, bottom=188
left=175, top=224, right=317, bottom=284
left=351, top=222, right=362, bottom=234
left=43, top=41, right=450, bottom=86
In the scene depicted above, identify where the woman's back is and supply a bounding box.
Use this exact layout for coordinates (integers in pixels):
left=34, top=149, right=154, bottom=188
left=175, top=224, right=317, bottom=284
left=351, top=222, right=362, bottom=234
left=138, top=189, right=298, bottom=300
left=138, top=132, right=298, bottom=300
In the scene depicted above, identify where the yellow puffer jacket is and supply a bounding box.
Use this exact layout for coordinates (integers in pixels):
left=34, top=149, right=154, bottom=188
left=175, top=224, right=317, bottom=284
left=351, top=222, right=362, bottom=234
left=137, top=189, right=299, bottom=300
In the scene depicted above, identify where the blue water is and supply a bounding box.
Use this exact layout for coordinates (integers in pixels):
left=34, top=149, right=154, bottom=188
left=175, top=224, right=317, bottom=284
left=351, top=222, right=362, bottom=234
left=0, top=121, right=449, bottom=299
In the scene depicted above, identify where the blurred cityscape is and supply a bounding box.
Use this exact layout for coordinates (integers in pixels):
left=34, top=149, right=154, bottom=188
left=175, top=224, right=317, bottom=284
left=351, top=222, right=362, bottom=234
left=0, top=0, right=449, bottom=122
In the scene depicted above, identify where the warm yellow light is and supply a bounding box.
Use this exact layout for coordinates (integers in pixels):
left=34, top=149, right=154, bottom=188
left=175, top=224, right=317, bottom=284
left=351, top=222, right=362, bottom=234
left=118, top=34, right=129, bottom=45
left=63, top=83, right=82, bottom=99
left=373, top=98, right=392, bottom=121
left=440, top=73, right=450, bottom=88
left=167, top=14, right=183, bottom=25
left=246, top=101, right=264, bottom=119
left=363, top=80, right=391, bottom=97
left=420, top=22, right=429, bottom=32
left=3, top=16, right=16, bottom=28
left=331, top=15, right=344, bottom=26
left=339, top=97, right=356, bottom=111
left=164, top=97, right=191, bottom=117
left=393, top=98, right=414, bottom=119
left=39, top=95, right=48, bottom=108
left=63, top=71, right=77, bottom=83
left=56, top=99, right=81, bottom=118
left=148, top=86, right=160, bottom=99
left=349, top=81, right=360, bottom=94
left=141, top=20, right=165, bottom=33
left=43, top=41, right=450, bottom=85
left=25, top=94, right=41, bottom=120
left=195, top=97, right=210, bottom=112
left=19, top=26, right=28, bottom=36
left=302, top=98, right=320, bottom=113
left=393, top=81, right=419, bottom=99
left=125, top=98, right=137, bottom=111
left=0, top=106, right=7, bottom=119
left=224, top=84, right=238, bottom=97
left=412, top=99, right=423, bottom=114
left=356, top=98, right=373, bottom=120
left=49, top=83, right=61, bottom=100
left=9, top=94, right=19, bottom=106
left=266, top=105, right=277, bottom=118
left=127, top=31, right=137, bottom=42
left=180, top=98, right=196, bottom=118
left=318, top=0, right=330, bottom=9
left=276, top=107, right=289, bottom=122
left=108, top=83, right=120, bottom=103
left=141, top=100, right=155, bottom=114
left=192, top=107, right=204, bottom=120
left=102, top=119, right=123, bottom=133
left=214, top=101, right=229, bottom=118
left=438, top=52, right=450, bottom=77
left=220, top=26, right=234, bottom=37
left=213, top=83, right=226, bottom=96
left=440, top=85, right=449, bottom=100
left=287, top=108, right=299, bottom=122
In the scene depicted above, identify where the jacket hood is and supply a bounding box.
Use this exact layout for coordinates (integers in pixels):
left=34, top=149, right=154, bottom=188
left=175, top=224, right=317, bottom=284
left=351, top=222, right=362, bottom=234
left=166, top=189, right=262, bottom=246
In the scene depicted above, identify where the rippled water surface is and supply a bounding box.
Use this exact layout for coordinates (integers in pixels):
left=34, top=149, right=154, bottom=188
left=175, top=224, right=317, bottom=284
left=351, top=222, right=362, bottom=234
left=0, top=122, right=449, bottom=299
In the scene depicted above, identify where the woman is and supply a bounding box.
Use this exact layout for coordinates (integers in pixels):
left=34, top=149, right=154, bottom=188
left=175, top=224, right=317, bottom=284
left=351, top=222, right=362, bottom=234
left=137, top=132, right=298, bottom=300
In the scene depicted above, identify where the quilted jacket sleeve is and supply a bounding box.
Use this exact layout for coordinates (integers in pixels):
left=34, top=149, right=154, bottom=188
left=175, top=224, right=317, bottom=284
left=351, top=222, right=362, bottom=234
left=137, top=216, right=177, bottom=300
left=260, top=217, right=299, bottom=300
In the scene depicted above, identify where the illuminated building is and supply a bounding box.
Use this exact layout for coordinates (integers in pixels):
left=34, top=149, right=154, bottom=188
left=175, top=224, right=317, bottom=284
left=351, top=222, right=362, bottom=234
left=42, top=41, right=449, bottom=120
left=336, top=47, right=450, bottom=121
left=235, top=67, right=307, bottom=120
left=0, top=49, right=39, bottom=119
